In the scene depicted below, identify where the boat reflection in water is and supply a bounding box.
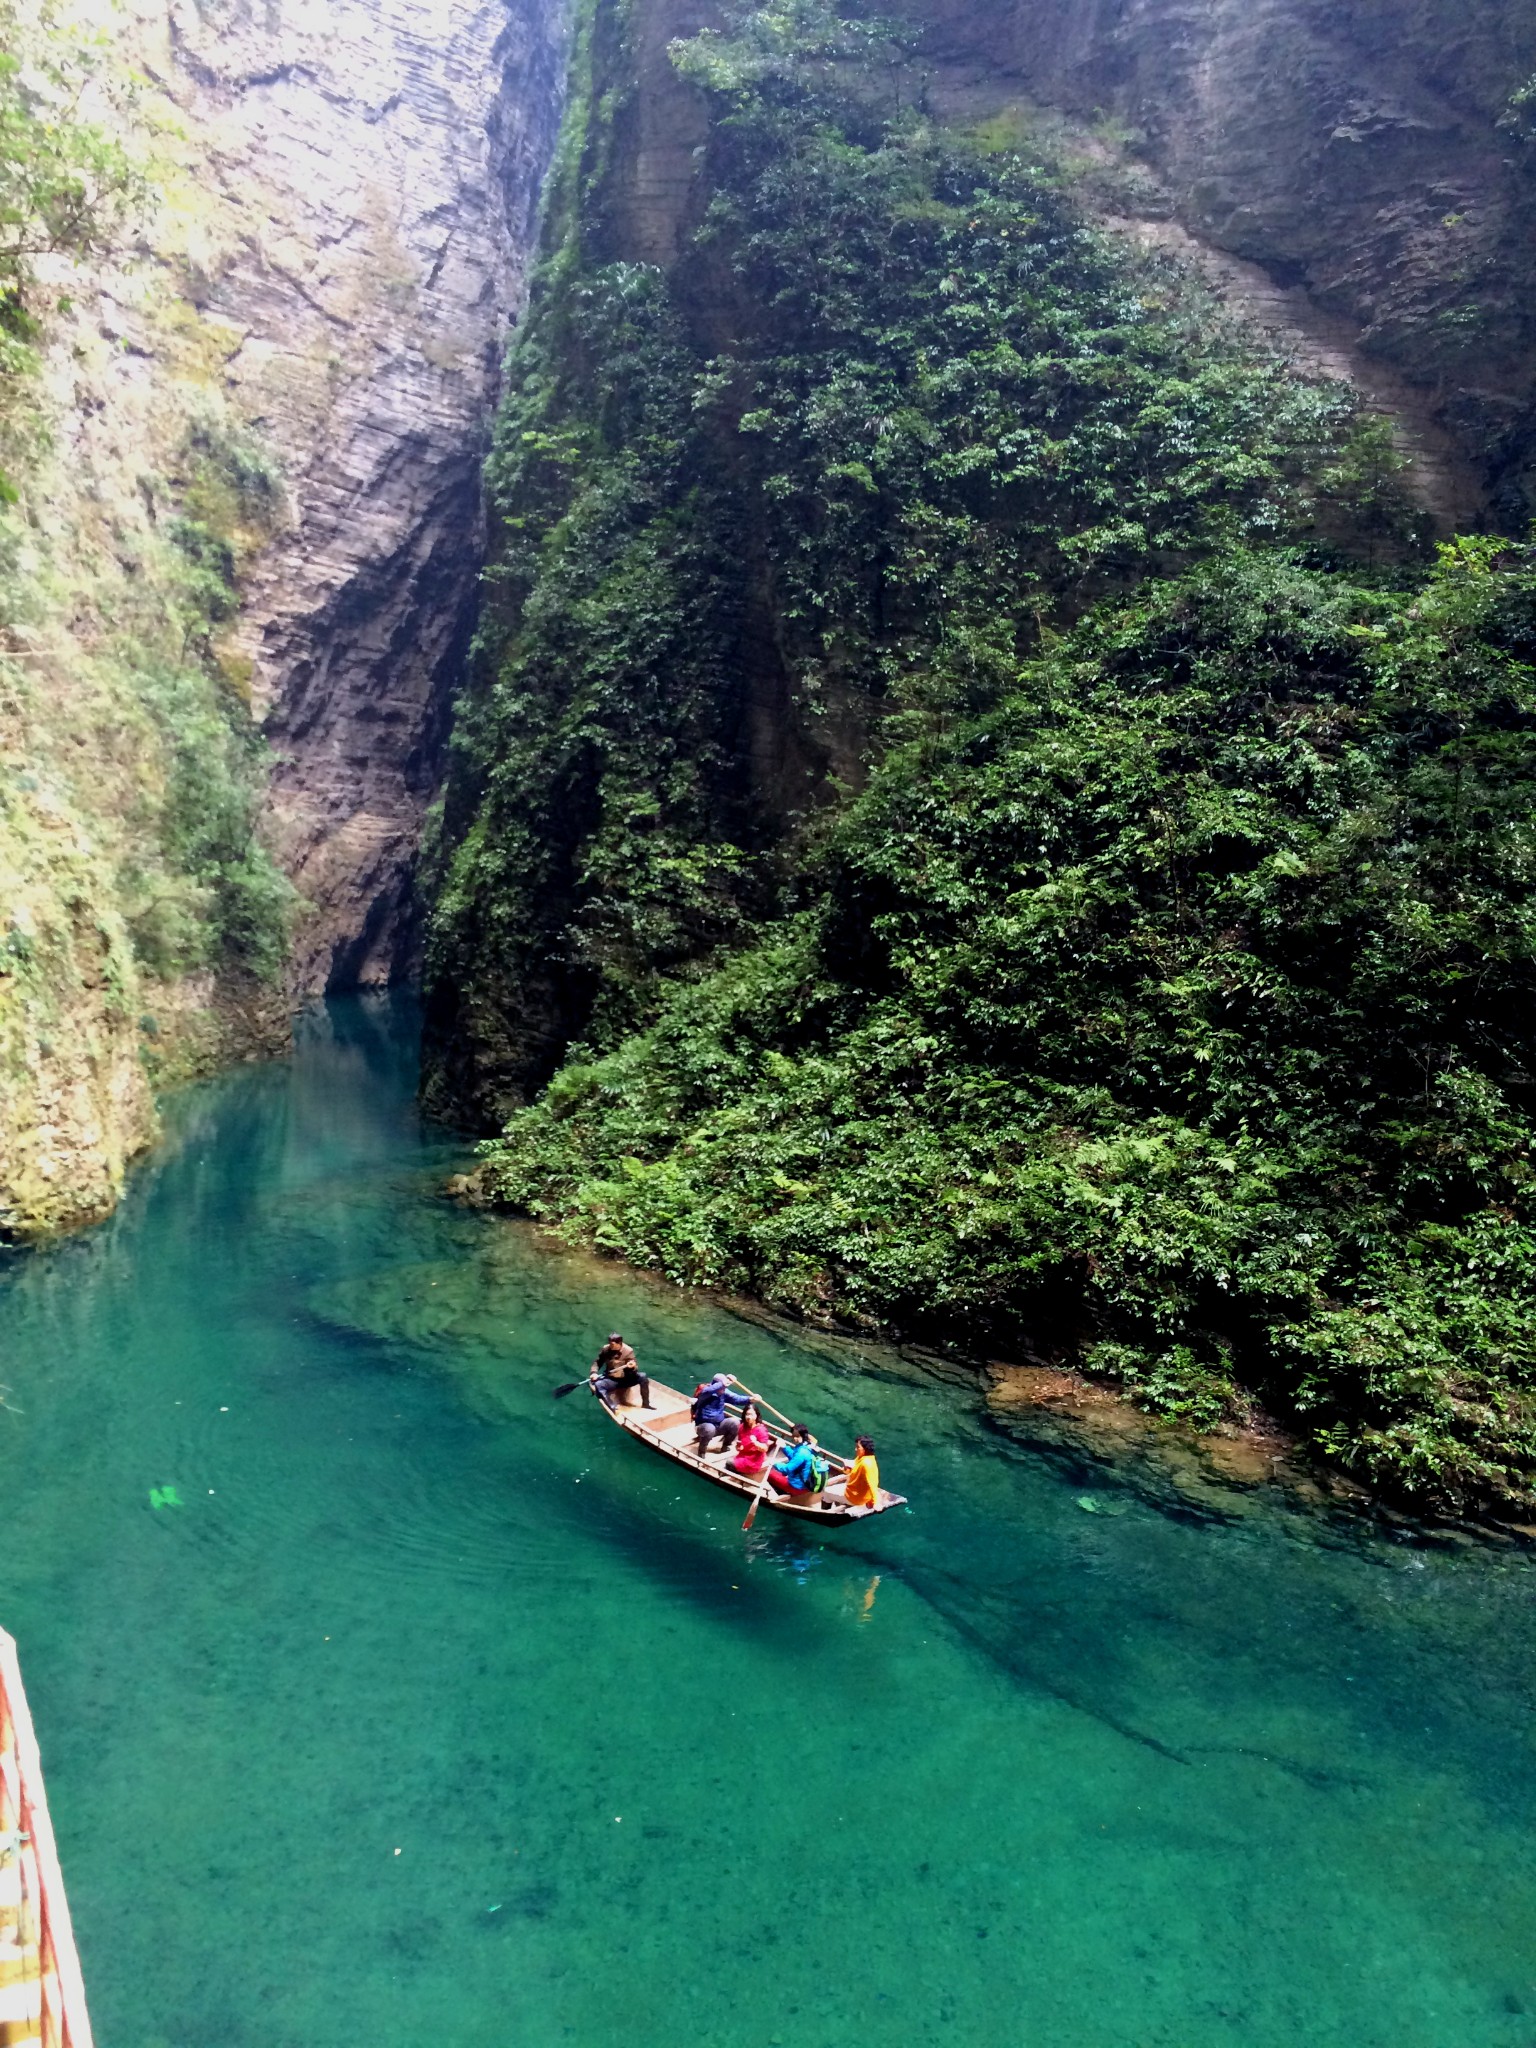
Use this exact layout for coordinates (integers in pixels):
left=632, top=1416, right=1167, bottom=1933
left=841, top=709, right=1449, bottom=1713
left=0, top=1630, right=93, bottom=2048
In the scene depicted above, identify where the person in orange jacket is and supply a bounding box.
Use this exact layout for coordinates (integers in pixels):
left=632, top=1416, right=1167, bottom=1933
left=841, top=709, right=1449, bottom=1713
left=842, top=1436, right=880, bottom=1511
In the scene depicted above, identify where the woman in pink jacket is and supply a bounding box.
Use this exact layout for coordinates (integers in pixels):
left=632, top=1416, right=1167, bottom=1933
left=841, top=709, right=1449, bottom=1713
left=728, top=1404, right=774, bottom=1479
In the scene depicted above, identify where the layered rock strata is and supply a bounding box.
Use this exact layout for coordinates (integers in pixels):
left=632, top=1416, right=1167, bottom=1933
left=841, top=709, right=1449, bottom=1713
left=1, top=0, right=568, bottom=1238
left=160, top=0, right=570, bottom=990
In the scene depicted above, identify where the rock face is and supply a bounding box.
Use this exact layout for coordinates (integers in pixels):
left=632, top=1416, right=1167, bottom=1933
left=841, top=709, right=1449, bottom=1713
left=911, top=0, right=1536, bottom=525
left=161, top=0, right=570, bottom=991
left=517, top=0, right=1535, bottom=534
left=422, top=0, right=1536, bottom=1128
left=1, top=0, right=568, bottom=1240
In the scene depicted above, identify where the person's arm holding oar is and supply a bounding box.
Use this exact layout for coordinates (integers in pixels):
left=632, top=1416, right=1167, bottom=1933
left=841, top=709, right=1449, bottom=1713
left=557, top=1333, right=641, bottom=1405
left=553, top=1339, right=606, bottom=1401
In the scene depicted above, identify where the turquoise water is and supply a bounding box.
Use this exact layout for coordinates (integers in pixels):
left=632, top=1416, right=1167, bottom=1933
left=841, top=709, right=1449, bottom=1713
left=2, top=998, right=1536, bottom=2048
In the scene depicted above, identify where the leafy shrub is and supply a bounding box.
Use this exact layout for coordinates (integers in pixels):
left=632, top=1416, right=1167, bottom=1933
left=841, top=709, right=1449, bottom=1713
left=481, top=542, right=1536, bottom=1511
left=435, top=0, right=1536, bottom=1511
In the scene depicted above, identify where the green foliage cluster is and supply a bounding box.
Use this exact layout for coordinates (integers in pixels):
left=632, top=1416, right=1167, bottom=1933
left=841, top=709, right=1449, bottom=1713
left=483, top=540, right=1536, bottom=1512
left=439, top=0, right=1536, bottom=1510
left=120, top=653, right=294, bottom=984
left=2, top=396, right=295, bottom=999
left=119, top=408, right=295, bottom=981
left=428, top=255, right=758, bottom=1086
left=671, top=0, right=1409, bottom=615
left=1500, top=73, right=1536, bottom=147
left=0, top=0, right=144, bottom=497
left=430, top=0, right=1409, bottom=1110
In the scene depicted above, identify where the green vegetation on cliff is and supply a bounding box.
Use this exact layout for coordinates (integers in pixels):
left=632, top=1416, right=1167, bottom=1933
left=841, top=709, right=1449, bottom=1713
left=434, top=0, right=1536, bottom=1511
left=0, top=0, right=143, bottom=498
left=484, top=539, right=1536, bottom=1509
left=427, top=0, right=1406, bottom=1112
left=1, top=1, right=295, bottom=1239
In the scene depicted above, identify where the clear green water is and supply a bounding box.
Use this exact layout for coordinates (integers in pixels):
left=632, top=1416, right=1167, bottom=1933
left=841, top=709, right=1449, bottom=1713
left=3, top=998, right=1536, bottom=2048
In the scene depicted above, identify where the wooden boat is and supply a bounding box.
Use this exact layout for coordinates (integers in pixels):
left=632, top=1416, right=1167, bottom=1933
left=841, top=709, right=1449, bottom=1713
left=592, top=1375, right=907, bottom=1522
left=0, top=1628, right=95, bottom=2048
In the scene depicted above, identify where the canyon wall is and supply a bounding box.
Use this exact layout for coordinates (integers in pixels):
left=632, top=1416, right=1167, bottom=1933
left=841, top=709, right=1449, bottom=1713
left=8, top=0, right=1530, bottom=1237
left=163, top=0, right=570, bottom=992
left=594, top=0, right=1536, bottom=526
left=423, top=0, right=1536, bottom=1126
left=0, top=0, right=568, bottom=1238
left=909, top=0, right=1536, bottom=525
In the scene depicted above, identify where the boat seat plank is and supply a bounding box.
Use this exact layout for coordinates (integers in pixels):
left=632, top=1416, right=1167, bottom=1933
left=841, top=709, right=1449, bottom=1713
left=0, top=1979, right=43, bottom=2022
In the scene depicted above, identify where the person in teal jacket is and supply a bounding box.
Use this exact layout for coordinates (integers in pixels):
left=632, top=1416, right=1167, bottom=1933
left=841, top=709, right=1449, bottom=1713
left=768, top=1425, right=824, bottom=1498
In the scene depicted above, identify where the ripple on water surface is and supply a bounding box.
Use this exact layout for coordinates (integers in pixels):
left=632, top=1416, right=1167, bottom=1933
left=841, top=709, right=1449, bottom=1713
left=2, top=997, right=1535, bottom=2048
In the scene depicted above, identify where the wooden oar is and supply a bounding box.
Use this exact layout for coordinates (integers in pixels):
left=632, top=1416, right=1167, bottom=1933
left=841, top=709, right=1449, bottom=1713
left=741, top=1443, right=780, bottom=1532
left=552, top=1376, right=591, bottom=1400
left=730, top=1379, right=798, bottom=1434
left=728, top=1379, right=850, bottom=1470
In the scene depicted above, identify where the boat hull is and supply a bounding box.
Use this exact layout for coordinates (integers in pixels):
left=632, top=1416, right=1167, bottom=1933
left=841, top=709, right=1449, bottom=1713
left=592, top=1380, right=905, bottom=1521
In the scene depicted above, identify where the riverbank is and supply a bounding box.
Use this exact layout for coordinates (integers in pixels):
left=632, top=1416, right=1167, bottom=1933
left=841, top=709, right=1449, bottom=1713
left=449, top=1171, right=1536, bottom=1545
left=974, top=1359, right=1536, bottom=1547
left=0, top=971, right=290, bottom=1247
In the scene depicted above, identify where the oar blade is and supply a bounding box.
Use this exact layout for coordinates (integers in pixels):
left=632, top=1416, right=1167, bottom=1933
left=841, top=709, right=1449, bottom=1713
left=742, top=1454, right=776, bottom=1530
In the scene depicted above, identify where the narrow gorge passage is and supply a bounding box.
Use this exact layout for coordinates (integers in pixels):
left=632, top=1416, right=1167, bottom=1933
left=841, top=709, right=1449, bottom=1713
left=183, top=0, right=571, bottom=992
left=2, top=1001, right=1535, bottom=2048
left=5, top=0, right=1536, bottom=2040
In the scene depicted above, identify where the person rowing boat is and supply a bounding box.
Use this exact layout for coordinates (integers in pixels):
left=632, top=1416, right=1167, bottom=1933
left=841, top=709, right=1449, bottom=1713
left=692, top=1373, right=741, bottom=1456
left=592, top=1332, right=652, bottom=1410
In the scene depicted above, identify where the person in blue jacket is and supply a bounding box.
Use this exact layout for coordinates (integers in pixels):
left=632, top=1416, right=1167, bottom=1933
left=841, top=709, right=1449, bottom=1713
left=692, top=1374, right=742, bottom=1458
left=768, top=1424, right=824, bottom=1499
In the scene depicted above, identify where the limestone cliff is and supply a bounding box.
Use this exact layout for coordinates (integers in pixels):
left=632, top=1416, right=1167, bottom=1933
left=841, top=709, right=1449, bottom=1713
left=590, top=0, right=1535, bottom=526
left=909, top=0, right=1536, bottom=525
left=1, top=0, right=568, bottom=1239
left=157, top=0, right=570, bottom=991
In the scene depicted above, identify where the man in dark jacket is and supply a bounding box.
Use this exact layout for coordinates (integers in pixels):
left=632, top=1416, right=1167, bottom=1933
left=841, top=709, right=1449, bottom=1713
left=593, top=1333, right=652, bottom=1410
left=692, top=1373, right=742, bottom=1457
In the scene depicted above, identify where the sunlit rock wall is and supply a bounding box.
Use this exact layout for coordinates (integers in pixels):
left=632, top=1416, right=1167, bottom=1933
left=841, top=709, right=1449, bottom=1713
left=0, top=0, right=568, bottom=1239
left=158, top=0, right=570, bottom=990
